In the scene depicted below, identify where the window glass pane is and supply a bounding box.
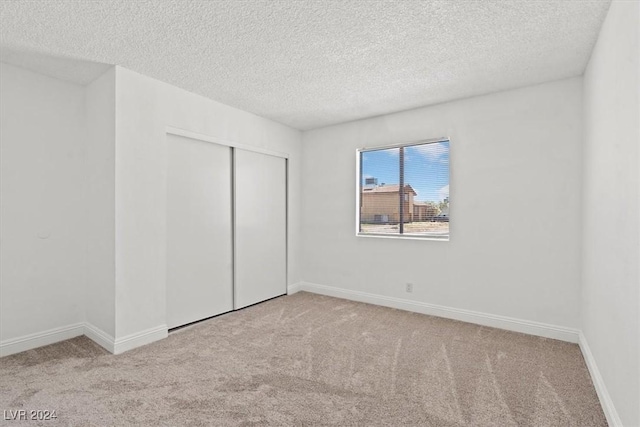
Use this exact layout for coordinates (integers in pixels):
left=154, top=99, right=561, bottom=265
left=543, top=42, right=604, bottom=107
left=360, top=147, right=400, bottom=234
left=404, top=141, right=449, bottom=237
left=358, top=140, right=449, bottom=239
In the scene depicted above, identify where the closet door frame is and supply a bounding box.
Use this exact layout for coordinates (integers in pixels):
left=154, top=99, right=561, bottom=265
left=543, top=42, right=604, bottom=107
left=167, top=126, right=289, bottom=160
left=165, top=126, right=289, bottom=312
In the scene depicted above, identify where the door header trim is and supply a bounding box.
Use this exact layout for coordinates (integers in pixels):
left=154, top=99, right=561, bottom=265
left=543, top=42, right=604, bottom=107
left=166, top=126, right=289, bottom=159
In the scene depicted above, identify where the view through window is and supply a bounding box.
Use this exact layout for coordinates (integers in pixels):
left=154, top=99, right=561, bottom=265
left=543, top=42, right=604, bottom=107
left=358, top=140, right=449, bottom=238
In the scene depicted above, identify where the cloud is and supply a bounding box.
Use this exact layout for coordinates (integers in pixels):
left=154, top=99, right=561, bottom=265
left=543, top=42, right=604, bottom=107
left=438, top=184, right=449, bottom=201
left=413, top=143, right=448, bottom=161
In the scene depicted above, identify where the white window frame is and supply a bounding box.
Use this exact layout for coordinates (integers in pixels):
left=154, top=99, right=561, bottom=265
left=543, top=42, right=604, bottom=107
left=355, top=137, right=450, bottom=241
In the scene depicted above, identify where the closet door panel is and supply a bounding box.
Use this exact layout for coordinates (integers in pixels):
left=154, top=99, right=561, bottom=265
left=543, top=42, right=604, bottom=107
left=234, top=149, right=287, bottom=309
left=166, top=134, right=233, bottom=329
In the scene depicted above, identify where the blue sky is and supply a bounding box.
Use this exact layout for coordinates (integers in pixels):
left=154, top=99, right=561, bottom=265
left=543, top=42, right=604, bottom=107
left=361, top=141, right=449, bottom=203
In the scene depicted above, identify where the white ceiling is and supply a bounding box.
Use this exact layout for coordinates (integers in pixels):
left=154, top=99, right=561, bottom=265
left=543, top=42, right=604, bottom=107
left=1, top=0, right=610, bottom=130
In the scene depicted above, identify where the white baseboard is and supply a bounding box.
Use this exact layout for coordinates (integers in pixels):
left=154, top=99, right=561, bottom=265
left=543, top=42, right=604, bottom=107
left=292, top=282, right=619, bottom=424
left=578, top=332, right=622, bottom=427
left=83, top=323, right=115, bottom=353
left=0, top=288, right=620, bottom=425
left=0, top=323, right=85, bottom=357
left=1, top=323, right=168, bottom=358
left=113, top=325, right=168, bottom=355
left=296, top=281, right=580, bottom=343
left=287, top=282, right=303, bottom=295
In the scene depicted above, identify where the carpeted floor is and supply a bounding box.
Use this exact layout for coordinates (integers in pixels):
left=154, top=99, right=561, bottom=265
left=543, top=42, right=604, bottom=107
left=0, top=292, right=606, bottom=426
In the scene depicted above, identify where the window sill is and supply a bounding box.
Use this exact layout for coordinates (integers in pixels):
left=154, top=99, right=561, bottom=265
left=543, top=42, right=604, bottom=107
left=356, top=232, right=449, bottom=242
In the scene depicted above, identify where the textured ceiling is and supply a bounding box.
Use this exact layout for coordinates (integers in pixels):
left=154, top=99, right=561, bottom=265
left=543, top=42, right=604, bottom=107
left=1, top=0, right=610, bottom=130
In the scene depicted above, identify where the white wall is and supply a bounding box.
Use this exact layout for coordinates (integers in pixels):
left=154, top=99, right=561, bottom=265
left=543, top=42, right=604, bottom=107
left=301, top=77, right=583, bottom=330
left=0, top=63, right=302, bottom=354
left=582, top=1, right=640, bottom=425
left=85, top=68, right=116, bottom=338
left=114, top=67, right=302, bottom=340
left=0, top=63, right=86, bottom=349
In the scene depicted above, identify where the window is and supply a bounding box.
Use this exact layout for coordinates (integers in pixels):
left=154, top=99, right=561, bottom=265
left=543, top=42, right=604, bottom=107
left=357, top=138, right=450, bottom=239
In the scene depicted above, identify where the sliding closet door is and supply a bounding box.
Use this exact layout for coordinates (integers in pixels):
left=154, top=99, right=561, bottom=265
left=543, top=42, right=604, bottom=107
left=166, top=134, right=233, bottom=329
left=234, top=149, right=287, bottom=309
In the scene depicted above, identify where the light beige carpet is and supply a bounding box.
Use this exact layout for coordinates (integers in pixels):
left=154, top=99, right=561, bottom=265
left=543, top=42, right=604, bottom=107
left=0, top=292, right=606, bottom=426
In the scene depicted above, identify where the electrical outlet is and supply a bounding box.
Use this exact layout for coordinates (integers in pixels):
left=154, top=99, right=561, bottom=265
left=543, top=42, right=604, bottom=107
left=406, top=283, right=413, bottom=293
